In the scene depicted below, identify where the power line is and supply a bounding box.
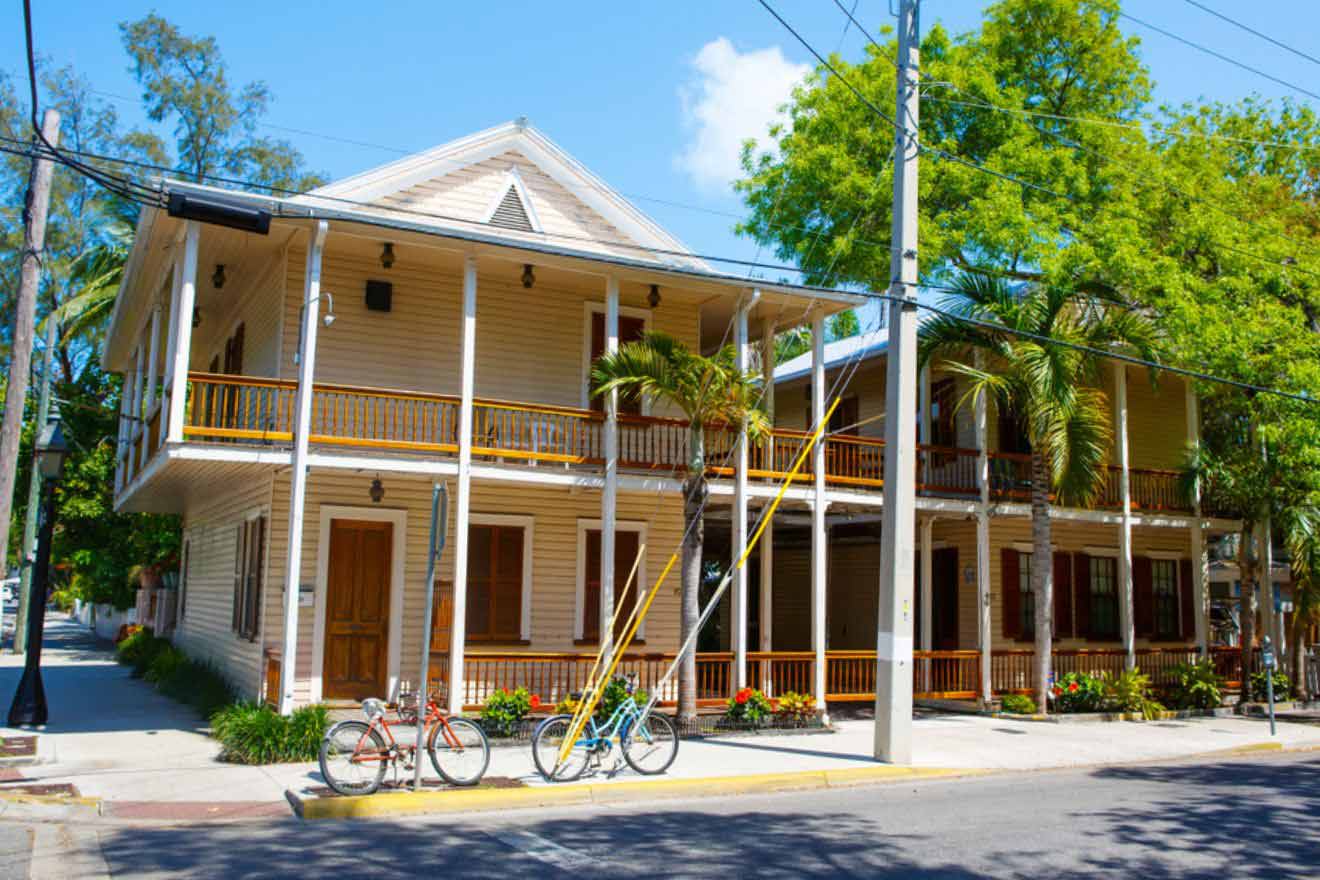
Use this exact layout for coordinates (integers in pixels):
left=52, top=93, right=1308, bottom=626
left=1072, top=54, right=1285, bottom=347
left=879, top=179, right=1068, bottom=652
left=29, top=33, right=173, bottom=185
left=1118, top=8, right=1320, bottom=104
left=1181, top=0, right=1320, bottom=69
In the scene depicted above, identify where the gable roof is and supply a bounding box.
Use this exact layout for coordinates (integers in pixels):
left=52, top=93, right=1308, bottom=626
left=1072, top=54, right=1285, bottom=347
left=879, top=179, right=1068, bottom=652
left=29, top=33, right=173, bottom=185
left=303, top=118, right=704, bottom=269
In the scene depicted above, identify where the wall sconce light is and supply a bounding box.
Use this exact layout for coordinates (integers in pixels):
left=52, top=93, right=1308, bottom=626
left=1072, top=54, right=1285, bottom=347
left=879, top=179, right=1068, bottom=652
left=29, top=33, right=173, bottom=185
left=522, top=264, right=536, bottom=289
left=212, top=264, right=226, bottom=289
left=192, top=307, right=201, bottom=328
left=381, top=242, right=395, bottom=269
left=648, top=284, right=661, bottom=309
left=369, top=476, right=385, bottom=504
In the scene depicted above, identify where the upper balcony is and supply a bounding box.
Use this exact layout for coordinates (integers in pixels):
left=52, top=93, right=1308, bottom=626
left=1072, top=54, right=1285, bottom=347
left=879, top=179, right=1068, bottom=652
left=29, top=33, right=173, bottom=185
left=115, top=370, right=1194, bottom=515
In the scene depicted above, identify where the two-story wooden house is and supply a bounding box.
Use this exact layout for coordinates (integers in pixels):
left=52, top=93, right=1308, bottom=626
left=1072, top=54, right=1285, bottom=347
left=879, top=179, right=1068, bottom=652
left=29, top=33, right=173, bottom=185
left=769, top=325, right=1255, bottom=700
left=105, top=120, right=868, bottom=714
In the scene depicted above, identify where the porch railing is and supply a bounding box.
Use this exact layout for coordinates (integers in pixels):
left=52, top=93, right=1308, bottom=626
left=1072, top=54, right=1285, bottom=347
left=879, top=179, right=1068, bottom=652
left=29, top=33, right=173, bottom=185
left=168, top=373, right=1194, bottom=512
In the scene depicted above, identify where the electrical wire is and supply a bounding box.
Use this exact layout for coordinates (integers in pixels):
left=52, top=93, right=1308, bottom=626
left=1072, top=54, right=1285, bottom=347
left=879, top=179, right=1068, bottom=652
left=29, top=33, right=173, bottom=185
left=1181, top=0, right=1320, bottom=68
left=1118, top=8, right=1320, bottom=104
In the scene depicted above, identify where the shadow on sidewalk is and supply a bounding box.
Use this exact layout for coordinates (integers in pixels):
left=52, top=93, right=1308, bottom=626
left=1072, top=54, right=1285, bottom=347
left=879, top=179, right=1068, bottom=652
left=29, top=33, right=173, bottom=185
left=0, top=617, right=211, bottom=737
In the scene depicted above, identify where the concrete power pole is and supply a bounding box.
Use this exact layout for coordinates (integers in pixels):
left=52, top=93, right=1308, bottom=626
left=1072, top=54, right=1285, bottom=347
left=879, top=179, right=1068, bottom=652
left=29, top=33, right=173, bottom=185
left=0, top=109, right=61, bottom=634
left=874, top=0, right=920, bottom=764
left=13, top=318, right=58, bottom=653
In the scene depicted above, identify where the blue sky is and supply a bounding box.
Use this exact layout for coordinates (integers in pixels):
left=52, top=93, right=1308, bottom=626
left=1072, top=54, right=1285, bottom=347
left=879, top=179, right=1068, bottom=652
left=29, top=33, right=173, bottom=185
left=6, top=0, right=1319, bottom=327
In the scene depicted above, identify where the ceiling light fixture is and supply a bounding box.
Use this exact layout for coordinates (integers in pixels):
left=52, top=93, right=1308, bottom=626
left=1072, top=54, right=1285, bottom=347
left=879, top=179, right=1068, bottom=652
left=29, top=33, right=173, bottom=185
left=381, top=242, right=395, bottom=269
left=212, top=264, right=226, bottom=289
left=648, top=284, right=661, bottom=309
left=522, top=264, right=535, bottom=289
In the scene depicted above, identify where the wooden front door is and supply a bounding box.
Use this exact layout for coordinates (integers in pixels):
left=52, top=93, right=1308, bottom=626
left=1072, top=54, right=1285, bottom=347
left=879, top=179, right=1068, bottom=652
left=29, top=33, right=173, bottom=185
left=323, top=519, right=393, bottom=701
left=932, top=548, right=960, bottom=649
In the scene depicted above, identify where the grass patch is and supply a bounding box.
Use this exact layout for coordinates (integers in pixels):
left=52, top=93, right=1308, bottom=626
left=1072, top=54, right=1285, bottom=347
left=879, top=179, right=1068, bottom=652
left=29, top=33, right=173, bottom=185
left=210, top=703, right=330, bottom=764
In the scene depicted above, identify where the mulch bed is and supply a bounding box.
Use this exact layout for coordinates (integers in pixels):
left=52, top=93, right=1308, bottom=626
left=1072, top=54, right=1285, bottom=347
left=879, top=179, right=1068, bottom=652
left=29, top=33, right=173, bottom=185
left=0, top=782, right=79, bottom=797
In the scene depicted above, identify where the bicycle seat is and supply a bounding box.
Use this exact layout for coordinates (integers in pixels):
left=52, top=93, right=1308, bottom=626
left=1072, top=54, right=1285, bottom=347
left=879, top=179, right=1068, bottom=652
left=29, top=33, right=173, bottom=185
left=569, top=691, right=583, bottom=701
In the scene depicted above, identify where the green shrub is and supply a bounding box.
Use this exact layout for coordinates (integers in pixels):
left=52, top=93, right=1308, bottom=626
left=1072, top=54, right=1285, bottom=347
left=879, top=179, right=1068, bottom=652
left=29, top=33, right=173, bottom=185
left=1110, top=668, right=1165, bottom=720
left=597, top=676, right=647, bottom=721
left=1000, top=693, right=1037, bottom=715
left=50, top=589, right=76, bottom=612
left=1169, top=660, right=1224, bottom=710
left=157, top=659, right=236, bottom=719
left=1250, top=669, right=1292, bottom=701
left=144, top=646, right=187, bottom=685
left=481, top=687, right=534, bottom=737
left=775, top=691, right=818, bottom=722
left=1050, top=672, right=1108, bottom=713
left=210, top=703, right=329, bottom=764
left=116, top=627, right=174, bottom=677
left=726, top=687, right=774, bottom=725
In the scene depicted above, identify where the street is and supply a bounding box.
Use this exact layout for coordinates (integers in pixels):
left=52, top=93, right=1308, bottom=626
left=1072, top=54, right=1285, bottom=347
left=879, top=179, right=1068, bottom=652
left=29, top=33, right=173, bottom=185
left=4, top=749, right=1315, bottom=878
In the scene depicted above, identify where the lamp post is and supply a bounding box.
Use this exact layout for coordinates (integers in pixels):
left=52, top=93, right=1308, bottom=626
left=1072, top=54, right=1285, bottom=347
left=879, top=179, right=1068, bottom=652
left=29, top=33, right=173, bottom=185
left=7, top=414, right=68, bottom=727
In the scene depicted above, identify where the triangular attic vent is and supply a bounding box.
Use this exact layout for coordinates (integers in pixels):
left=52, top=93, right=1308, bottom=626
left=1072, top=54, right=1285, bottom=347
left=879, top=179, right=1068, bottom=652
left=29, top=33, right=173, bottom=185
left=489, top=185, right=534, bottom=232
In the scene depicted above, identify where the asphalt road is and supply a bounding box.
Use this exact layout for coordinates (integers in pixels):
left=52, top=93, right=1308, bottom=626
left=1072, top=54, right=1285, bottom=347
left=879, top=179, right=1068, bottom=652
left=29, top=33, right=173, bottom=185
left=17, top=750, right=1320, bottom=878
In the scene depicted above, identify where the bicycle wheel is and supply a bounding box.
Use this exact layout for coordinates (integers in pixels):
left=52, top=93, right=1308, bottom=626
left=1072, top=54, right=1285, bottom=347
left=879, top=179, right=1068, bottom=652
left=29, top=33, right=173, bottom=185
left=428, top=717, right=490, bottom=786
left=621, top=711, right=679, bottom=775
left=531, top=714, right=592, bottom=783
left=319, top=720, right=387, bottom=796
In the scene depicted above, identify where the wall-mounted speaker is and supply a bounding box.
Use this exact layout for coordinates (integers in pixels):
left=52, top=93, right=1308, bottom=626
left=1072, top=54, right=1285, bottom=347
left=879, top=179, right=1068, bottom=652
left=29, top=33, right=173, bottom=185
left=365, top=280, right=393, bottom=312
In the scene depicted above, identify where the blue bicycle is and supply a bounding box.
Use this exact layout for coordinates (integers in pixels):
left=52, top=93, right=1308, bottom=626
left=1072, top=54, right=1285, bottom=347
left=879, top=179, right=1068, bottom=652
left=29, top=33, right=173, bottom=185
left=531, top=674, right=679, bottom=782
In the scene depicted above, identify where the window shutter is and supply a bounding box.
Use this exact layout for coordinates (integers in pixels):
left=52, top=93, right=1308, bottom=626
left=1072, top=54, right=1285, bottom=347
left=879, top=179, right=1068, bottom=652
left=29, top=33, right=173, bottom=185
left=232, top=523, right=246, bottom=632
left=1001, top=549, right=1021, bottom=640
left=492, top=527, right=524, bottom=640
left=1075, top=553, right=1092, bottom=639
left=1133, top=556, right=1155, bottom=638
left=583, top=530, right=601, bottom=641
left=231, top=323, right=245, bottom=375
left=1053, top=552, right=1073, bottom=639
left=613, top=531, right=641, bottom=644
left=1179, top=558, right=1195, bottom=640
left=465, top=525, right=493, bottom=638
left=243, top=516, right=266, bottom=640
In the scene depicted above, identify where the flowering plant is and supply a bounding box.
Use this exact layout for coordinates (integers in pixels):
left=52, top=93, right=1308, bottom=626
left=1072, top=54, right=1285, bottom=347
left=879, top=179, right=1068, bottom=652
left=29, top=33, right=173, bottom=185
left=726, top=687, right=774, bottom=725
left=774, top=691, right=817, bottom=723
left=1049, top=672, right=1108, bottom=713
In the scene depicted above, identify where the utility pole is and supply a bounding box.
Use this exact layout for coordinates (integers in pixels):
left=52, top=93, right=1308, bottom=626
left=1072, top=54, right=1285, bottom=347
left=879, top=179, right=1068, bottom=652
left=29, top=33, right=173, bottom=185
left=13, top=318, right=58, bottom=653
left=874, top=0, right=920, bottom=764
left=0, top=109, right=60, bottom=628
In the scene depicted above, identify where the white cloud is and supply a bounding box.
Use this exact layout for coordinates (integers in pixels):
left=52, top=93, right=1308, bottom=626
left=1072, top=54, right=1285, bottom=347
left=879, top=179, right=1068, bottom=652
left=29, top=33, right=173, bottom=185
left=676, top=37, right=809, bottom=193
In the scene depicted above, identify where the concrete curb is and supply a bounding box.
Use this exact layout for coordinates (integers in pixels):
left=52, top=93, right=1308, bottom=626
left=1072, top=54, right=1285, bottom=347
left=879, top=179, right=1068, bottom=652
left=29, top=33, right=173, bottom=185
left=287, top=765, right=978, bottom=821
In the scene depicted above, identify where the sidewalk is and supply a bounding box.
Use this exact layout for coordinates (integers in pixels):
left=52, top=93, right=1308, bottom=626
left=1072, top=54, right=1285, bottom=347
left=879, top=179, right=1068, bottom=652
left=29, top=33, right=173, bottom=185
left=4, top=616, right=1320, bottom=815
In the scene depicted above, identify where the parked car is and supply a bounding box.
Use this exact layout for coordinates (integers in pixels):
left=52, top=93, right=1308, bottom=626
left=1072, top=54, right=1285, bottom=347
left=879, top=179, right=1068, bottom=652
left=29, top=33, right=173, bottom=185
left=1, top=577, right=17, bottom=604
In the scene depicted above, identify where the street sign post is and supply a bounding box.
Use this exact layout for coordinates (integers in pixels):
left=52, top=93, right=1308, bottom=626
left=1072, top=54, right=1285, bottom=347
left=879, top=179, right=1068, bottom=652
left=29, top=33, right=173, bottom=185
left=414, top=482, right=448, bottom=791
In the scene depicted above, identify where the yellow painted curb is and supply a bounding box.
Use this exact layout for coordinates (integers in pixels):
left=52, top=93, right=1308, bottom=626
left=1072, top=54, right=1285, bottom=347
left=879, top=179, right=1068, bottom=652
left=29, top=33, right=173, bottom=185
left=0, top=789, right=100, bottom=809
left=290, top=765, right=975, bottom=821
left=1192, top=741, right=1285, bottom=760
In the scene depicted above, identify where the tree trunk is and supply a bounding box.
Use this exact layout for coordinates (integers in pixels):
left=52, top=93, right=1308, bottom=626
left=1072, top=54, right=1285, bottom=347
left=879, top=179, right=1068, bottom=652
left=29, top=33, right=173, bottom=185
left=1238, top=526, right=1257, bottom=703
left=677, top=423, right=707, bottom=725
left=1031, top=450, right=1054, bottom=713
left=1288, top=610, right=1309, bottom=700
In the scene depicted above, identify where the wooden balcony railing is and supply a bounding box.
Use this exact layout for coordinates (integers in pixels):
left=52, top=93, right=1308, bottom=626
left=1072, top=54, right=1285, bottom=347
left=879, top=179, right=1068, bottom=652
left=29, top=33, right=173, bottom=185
left=164, top=373, right=1197, bottom=513
left=992, top=646, right=1245, bottom=695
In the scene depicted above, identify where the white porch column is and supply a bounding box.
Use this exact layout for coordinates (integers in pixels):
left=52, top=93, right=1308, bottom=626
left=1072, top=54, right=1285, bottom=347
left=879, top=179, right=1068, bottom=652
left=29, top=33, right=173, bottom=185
left=160, top=250, right=183, bottom=449
left=975, top=377, right=992, bottom=705
left=140, top=305, right=162, bottom=468
left=600, top=277, right=620, bottom=661
left=278, top=220, right=329, bottom=715
left=166, top=222, right=200, bottom=443
left=810, top=311, right=828, bottom=714
left=1186, top=382, right=1209, bottom=654
left=919, top=365, right=931, bottom=485
left=919, top=516, right=934, bottom=696
left=128, top=341, right=145, bottom=479
left=732, top=293, right=756, bottom=688
left=759, top=319, right=775, bottom=686
left=1114, top=364, right=1135, bottom=669
left=448, top=256, right=479, bottom=715
left=115, top=370, right=132, bottom=494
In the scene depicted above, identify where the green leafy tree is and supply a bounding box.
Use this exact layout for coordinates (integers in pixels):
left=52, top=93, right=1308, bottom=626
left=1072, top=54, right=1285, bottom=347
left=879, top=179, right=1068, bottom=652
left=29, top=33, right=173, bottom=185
left=591, top=332, right=768, bottom=723
left=120, top=14, right=325, bottom=192
left=920, top=272, right=1158, bottom=711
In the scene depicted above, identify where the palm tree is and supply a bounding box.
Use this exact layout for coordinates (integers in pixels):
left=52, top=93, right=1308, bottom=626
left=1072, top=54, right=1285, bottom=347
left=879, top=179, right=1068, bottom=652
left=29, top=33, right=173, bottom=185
left=591, top=331, right=769, bottom=724
left=1282, top=506, right=1320, bottom=700
left=44, top=219, right=133, bottom=349
left=919, top=272, right=1159, bottom=712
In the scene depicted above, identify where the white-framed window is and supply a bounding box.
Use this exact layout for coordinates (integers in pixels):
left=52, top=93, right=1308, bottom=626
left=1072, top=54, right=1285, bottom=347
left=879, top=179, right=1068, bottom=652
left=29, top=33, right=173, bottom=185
left=575, top=519, right=648, bottom=643
left=465, top=513, right=534, bottom=643
left=580, top=302, right=653, bottom=410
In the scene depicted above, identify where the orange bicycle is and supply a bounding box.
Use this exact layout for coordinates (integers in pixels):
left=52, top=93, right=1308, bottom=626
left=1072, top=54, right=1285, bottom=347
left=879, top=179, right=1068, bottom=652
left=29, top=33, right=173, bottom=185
left=318, top=694, right=490, bottom=796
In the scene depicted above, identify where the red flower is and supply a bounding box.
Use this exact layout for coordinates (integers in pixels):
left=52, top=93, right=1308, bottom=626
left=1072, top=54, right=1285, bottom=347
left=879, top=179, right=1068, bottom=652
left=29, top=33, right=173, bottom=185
left=1067, top=682, right=1079, bottom=693
left=529, top=694, right=541, bottom=709
left=735, top=689, right=750, bottom=705
left=1052, top=687, right=1062, bottom=697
